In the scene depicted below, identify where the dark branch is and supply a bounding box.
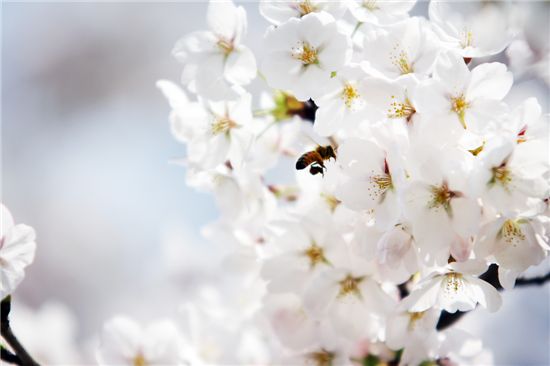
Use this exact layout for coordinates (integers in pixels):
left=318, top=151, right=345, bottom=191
left=1, top=297, right=41, bottom=366
left=516, top=272, right=550, bottom=287
left=437, top=265, right=550, bottom=331
left=1, top=346, right=22, bottom=365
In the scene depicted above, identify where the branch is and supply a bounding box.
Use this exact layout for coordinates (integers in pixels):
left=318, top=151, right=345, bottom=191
left=1, top=345, right=22, bottom=365
left=516, top=272, right=550, bottom=287
left=1, top=297, right=41, bottom=366
left=437, top=265, right=550, bottom=330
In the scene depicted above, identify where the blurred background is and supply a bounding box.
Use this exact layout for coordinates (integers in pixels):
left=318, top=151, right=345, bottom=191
left=2, top=1, right=549, bottom=364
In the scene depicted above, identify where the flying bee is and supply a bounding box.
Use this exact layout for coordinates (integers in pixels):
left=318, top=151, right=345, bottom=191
left=296, top=145, right=336, bottom=176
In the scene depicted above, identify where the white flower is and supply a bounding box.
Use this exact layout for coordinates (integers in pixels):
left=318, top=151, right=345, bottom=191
left=385, top=308, right=439, bottom=366
left=473, top=136, right=548, bottom=213
left=362, top=17, right=441, bottom=80
left=260, top=0, right=347, bottom=26
left=358, top=75, right=420, bottom=127
left=261, top=212, right=347, bottom=295
left=156, top=80, right=208, bottom=143
left=429, top=0, right=516, bottom=58
left=355, top=223, right=418, bottom=284
left=0, top=204, right=36, bottom=299
left=476, top=213, right=548, bottom=289
left=348, top=0, right=416, bottom=25
left=415, top=51, right=513, bottom=140
left=262, top=12, right=352, bottom=101
left=336, top=138, right=404, bottom=230
left=402, top=145, right=481, bottom=266
left=173, top=0, right=256, bottom=101
left=401, top=260, right=502, bottom=314
left=313, top=67, right=384, bottom=136
left=186, top=93, right=255, bottom=169
left=96, top=317, right=184, bottom=366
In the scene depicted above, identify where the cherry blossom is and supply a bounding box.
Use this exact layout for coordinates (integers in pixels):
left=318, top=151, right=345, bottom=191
left=172, top=0, right=256, bottom=101
left=261, top=12, right=352, bottom=101
left=96, top=317, right=185, bottom=366
left=0, top=204, right=36, bottom=299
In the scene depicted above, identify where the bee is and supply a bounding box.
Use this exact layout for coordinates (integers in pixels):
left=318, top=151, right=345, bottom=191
left=296, top=145, right=336, bottom=176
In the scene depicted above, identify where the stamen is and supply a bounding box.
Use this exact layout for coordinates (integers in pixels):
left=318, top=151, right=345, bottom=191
left=428, top=182, right=459, bottom=215
left=297, top=0, right=317, bottom=16
left=388, top=96, right=416, bottom=121
left=489, top=162, right=512, bottom=189
left=450, top=95, right=470, bottom=129
left=444, top=272, right=463, bottom=294
left=321, top=193, right=341, bottom=213
left=408, top=311, right=425, bottom=331
left=391, top=47, right=413, bottom=75
left=341, top=83, right=360, bottom=109
left=211, top=117, right=238, bottom=135
left=338, top=274, right=364, bottom=299
left=217, top=38, right=234, bottom=56
left=368, top=172, right=393, bottom=203
left=307, top=349, right=334, bottom=366
left=303, top=242, right=330, bottom=269
left=500, top=219, right=525, bottom=245
left=133, top=353, right=147, bottom=366
left=460, top=29, right=474, bottom=49
left=292, top=42, right=319, bottom=66
left=363, top=0, right=379, bottom=11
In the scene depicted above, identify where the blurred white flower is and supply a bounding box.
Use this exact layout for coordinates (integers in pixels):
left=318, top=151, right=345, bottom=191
left=348, top=0, right=416, bottom=25
left=173, top=0, right=256, bottom=101
left=0, top=203, right=36, bottom=299
left=260, top=0, right=347, bottom=25
left=96, top=317, right=185, bottom=366
left=429, top=0, right=516, bottom=58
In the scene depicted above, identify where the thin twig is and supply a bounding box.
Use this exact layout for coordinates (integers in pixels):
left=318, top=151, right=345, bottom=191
left=1, top=297, right=41, bottom=366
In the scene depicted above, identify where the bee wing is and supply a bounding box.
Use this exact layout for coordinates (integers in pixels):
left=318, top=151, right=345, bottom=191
left=294, top=123, right=331, bottom=151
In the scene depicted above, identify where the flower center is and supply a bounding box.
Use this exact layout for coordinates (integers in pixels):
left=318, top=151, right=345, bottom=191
left=408, top=311, right=425, bottom=331
left=489, top=162, right=512, bottom=188
left=460, top=29, right=474, bottom=49
left=338, top=274, right=364, bottom=299
left=391, top=47, right=413, bottom=75
left=211, top=117, right=238, bottom=135
left=444, top=272, right=463, bottom=294
left=292, top=42, right=319, bottom=66
left=133, top=353, right=147, bottom=366
left=388, top=96, right=416, bottom=121
left=428, top=183, right=459, bottom=214
left=450, top=95, right=470, bottom=129
left=321, top=193, right=341, bottom=212
left=500, top=219, right=525, bottom=245
left=363, top=0, right=379, bottom=11
left=217, top=38, right=234, bottom=56
left=303, top=243, right=330, bottom=269
left=307, top=349, right=334, bottom=366
left=297, top=0, right=317, bottom=16
left=341, top=83, right=360, bottom=109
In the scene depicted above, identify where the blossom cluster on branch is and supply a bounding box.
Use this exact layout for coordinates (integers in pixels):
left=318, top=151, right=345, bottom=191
left=149, top=0, right=549, bottom=365
left=2, top=1, right=548, bottom=366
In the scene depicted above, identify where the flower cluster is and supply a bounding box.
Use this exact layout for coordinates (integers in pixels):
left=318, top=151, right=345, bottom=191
left=129, top=0, right=549, bottom=365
